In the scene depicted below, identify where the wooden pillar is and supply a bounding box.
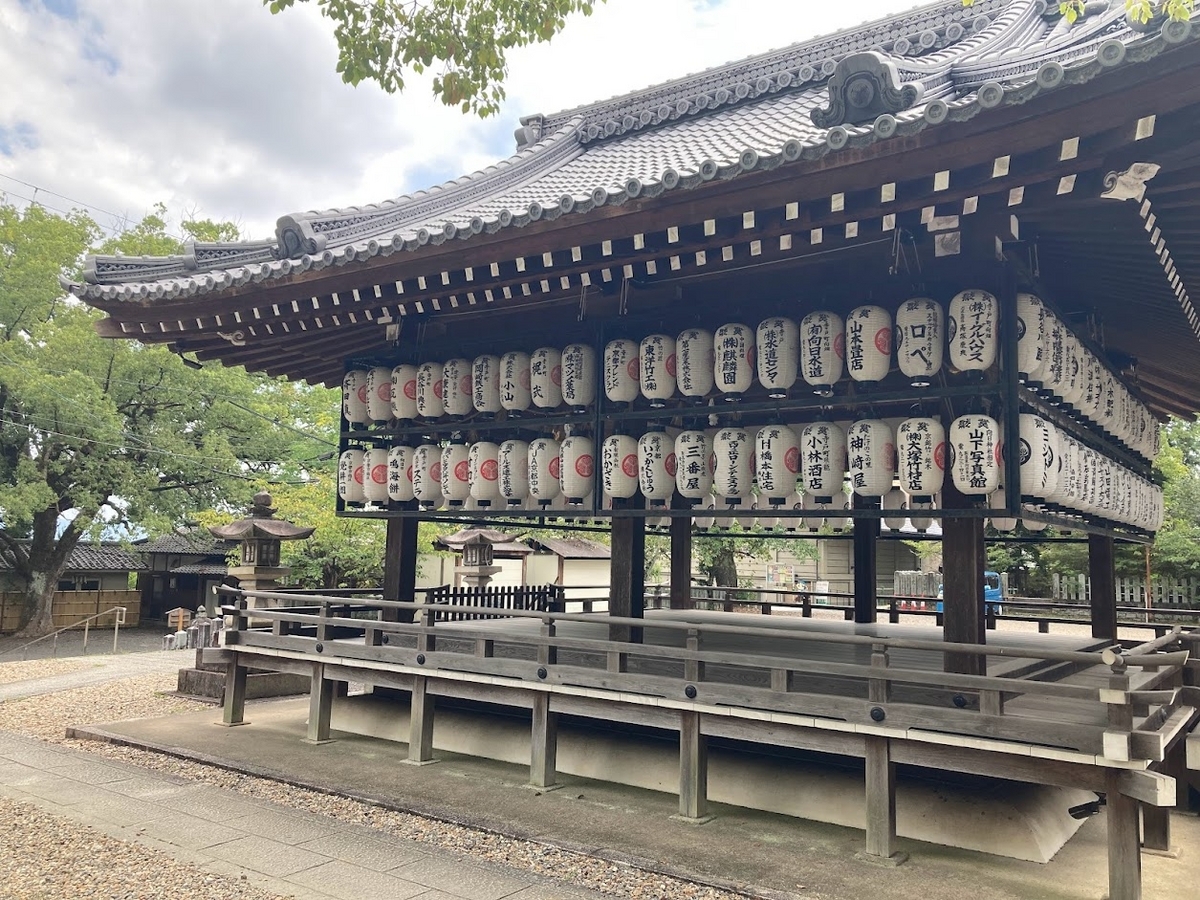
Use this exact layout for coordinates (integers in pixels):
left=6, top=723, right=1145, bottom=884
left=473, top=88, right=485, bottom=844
left=1090, top=534, right=1118, bottom=642
left=1107, top=773, right=1143, bottom=900
left=383, top=514, right=420, bottom=624
left=852, top=497, right=879, bottom=624
left=1142, top=804, right=1171, bottom=854
left=941, top=486, right=986, bottom=675
left=407, top=675, right=436, bottom=764
left=678, top=710, right=711, bottom=822
left=669, top=495, right=692, bottom=610
left=220, top=657, right=248, bottom=726
left=610, top=510, right=646, bottom=643
left=306, top=661, right=334, bottom=743
left=529, top=692, right=560, bottom=790
left=863, top=735, right=900, bottom=860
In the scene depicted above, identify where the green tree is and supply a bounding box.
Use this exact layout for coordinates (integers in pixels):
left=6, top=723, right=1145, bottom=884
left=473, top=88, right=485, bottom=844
left=265, top=0, right=601, bottom=116
left=0, top=203, right=323, bottom=635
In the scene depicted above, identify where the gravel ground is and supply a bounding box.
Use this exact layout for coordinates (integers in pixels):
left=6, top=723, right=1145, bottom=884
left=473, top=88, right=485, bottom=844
left=3, top=660, right=745, bottom=900
left=0, top=795, right=290, bottom=900
left=0, top=657, right=91, bottom=685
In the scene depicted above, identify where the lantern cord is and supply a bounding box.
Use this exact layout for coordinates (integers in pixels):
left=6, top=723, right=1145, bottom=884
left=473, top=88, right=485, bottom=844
left=618, top=276, right=630, bottom=317
left=578, top=283, right=589, bottom=321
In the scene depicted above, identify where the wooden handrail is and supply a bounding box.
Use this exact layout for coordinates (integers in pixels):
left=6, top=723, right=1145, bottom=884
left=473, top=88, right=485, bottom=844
left=0, top=606, right=127, bottom=660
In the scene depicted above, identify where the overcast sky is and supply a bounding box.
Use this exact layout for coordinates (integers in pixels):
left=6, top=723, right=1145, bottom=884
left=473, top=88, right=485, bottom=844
left=0, top=0, right=909, bottom=244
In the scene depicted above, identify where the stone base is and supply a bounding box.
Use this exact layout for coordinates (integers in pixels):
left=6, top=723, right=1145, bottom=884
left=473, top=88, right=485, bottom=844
left=177, top=667, right=310, bottom=702
left=855, top=851, right=909, bottom=867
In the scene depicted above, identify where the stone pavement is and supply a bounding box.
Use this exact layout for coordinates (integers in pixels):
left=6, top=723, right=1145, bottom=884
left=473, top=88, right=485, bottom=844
left=0, top=730, right=603, bottom=900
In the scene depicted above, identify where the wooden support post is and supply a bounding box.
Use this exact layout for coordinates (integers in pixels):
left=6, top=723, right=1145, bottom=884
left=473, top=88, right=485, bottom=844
left=407, top=675, right=436, bottom=765
left=677, top=710, right=711, bottom=823
left=1142, top=804, right=1172, bottom=854
left=220, top=657, right=248, bottom=727
left=529, top=692, right=560, bottom=791
left=383, top=513, right=420, bottom=624
left=670, top=495, right=693, bottom=610
left=1107, top=772, right=1143, bottom=900
left=853, top=498, right=880, bottom=624
left=862, top=736, right=903, bottom=864
left=610, top=509, right=645, bottom=643
left=1090, top=534, right=1118, bottom=642
left=941, top=492, right=986, bottom=675
left=306, top=662, right=334, bottom=743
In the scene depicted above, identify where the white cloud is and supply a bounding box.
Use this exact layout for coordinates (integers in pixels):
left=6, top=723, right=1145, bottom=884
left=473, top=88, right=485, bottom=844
left=0, top=0, right=910, bottom=243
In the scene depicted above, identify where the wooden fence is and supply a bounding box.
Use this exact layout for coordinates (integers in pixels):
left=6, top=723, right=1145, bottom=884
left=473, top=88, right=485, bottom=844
left=0, top=590, right=141, bottom=634
left=1052, top=576, right=1200, bottom=607
left=425, top=584, right=564, bottom=621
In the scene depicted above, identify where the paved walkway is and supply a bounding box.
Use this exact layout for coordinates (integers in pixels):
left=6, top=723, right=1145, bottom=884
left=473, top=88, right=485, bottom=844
left=0, top=730, right=601, bottom=900
left=0, top=650, right=186, bottom=702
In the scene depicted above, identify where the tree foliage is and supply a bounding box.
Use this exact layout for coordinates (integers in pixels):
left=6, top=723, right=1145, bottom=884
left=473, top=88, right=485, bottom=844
left=0, top=202, right=334, bottom=634
left=265, top=0, right=600, bottom=116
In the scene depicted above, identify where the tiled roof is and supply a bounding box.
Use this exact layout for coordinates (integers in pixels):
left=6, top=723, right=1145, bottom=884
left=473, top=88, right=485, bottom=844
left=0, top=542, right=144, bottom=573
left=168, top=562, right=229, bottom=576
left=136, top=530, right=233, bottom=555
left=67, top=0, right=1196, bottom=306
left=526, top=536, right=611, bottom=559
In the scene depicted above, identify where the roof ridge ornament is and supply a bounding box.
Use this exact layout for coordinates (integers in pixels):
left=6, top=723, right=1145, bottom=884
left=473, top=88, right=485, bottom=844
left=1101, top=162, right=1161, bottom=202
left=810, top=51, right=924, bottom=129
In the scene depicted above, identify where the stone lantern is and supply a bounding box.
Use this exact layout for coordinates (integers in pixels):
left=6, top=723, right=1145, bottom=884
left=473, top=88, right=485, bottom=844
left=438, top=527, right=513, bottom=588
left=209, top=491, right=314, bottom=609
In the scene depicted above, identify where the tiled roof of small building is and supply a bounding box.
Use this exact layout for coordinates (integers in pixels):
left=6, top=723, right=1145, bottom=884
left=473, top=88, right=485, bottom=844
left=0, top=542, right=144, bottom=573
left=136, top=530, right=233, bottom=556
left=68, top=0, right=1191, bottom=305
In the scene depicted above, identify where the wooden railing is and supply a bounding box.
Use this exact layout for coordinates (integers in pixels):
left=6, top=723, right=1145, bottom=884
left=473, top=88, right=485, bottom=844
left=216, top=586, right=1196, bottom=764
left=426, top=584, right=564, bottom=621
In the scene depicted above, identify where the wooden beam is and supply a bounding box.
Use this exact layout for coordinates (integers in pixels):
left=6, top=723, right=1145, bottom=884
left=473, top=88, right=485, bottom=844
left=305, top=661, right=334, bottom=743
left=670, top=495, right=692, bottom=610
left=1090, top=534, right=1118, bottom=642
left=219, top=658, right=248, bottom=727
left=407, top=675, right=436, bottom=764
left=853, top=497, right=879, bottom=624
left=863, top=735, right=900, bottom=862
left=1107, top=771, right=1143, bottom=900
left=678, top=710, right=711, bottom=822
left=941, top=485, right=986, bottom=676
left=383, top=513, right=419, bottom=624
left=530, top=692, right=560, bottom=790
left=610, top=510, right=645, bottom=643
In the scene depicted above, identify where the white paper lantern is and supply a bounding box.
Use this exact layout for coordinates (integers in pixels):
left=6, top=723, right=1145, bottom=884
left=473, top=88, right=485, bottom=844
left=756, top=317, right=799, bottom=399
left=1043, top=313, right=1067, bottom=403
left=948, top=289, right=998, bottom=373
left=1099, top=369, right=1118, bottom=436
left=1015, top=293, right=1047, bottom=384
left=498, top=440, right=529, bottom=507
left=895, top=298, right=943, bottom=387
left=882, top=488, right=907, bottom=530
left=1022, top=510, right=1048, bottom=532
left=442, top=359, right=472, bottom=417
left=846, top=305, right=892, bottom=384
left=909, top=498, right=937, bottom=533
left=800, top=422, right=847, bottom=503
left=601, top=435, right=639, bottom=500
left=337, top=449, right=366, bottom=503
left=472, top=355, right=502, bottom=415
left=362, top=447, right=390, bottom=503
left=494, top=351, right=531, bottom=414
left=695, top=501, right=717, bottom=530
left=988, top=487, right=1018, bottom=532
left=412, top=444, right=443, bottom=508
left=1018, top=414, right=1057, bottom=500
left=675, top=430, right=713, bottom=501
left=714, top=428, right=753, bottom=504
left=415, top=362, right=445, bottom=418
left=1061, top=335, right=1085, bottom=411
left=847, top=420, right=895, bottom=497
left=896, top=418, right=946, bottom=501
left=604, top=339, right=640, bottom=404
left=441, top=443, right=471, bottom=505
left=387, top=445, right=416, bottom=503
left=468, top=442, right=501, bottom=506
left=800, top=311, right=844, bottom=395
left=784, top=492, right=807, bottom=533
left=561, top=435, right=595, bottom=503
left=638, top=431, right=676, bottom=507
left=390, top=364, right=419, bottom=421
left=528, top=438, right=562, bottom=505
left=640, top=334, right=677, bottom=406
left=342, top=369, right=370, bottom=424
left=365, top=367, right=393, bottom=422
left=562, top=344, right=596, bottom=410
left=755, top=425, right=800, bottom=505
left=949, top=415, right=1001, bottom=496
left=677, top=328, right=715, bottom=399
left=530, top=348, right=563, bottom=409
left=714, top=323, right=754, bottom=399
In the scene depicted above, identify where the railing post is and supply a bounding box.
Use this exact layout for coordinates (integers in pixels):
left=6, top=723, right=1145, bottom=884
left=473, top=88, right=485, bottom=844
left=538, top=617, right=557, bottom=667
left=677, top=710, right=711, bottom=823
left=83, top=619, right=89, bottom=654
left=220, top=655, right=249, bottom=727
left=407, top=675, right=436, bottom=765
left=685, top=628, right=704, bottom=684
left=306, top=661, right=335, bottom=743
left=1102, top=653, right=1134, bottom=762
left=530, top=692, right=561, bottom=791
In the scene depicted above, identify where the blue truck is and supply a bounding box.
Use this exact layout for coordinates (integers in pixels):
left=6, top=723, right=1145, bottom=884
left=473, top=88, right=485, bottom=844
left=936, top=570, right=1004, bottom=616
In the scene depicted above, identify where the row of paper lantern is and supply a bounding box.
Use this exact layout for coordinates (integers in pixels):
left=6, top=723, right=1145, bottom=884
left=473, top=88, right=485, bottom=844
left=340, top=289, right=1008, bottom=426
left=338, top=417, right=1161, bottom=532
left=1016, top=294, right=1157, bottom=462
